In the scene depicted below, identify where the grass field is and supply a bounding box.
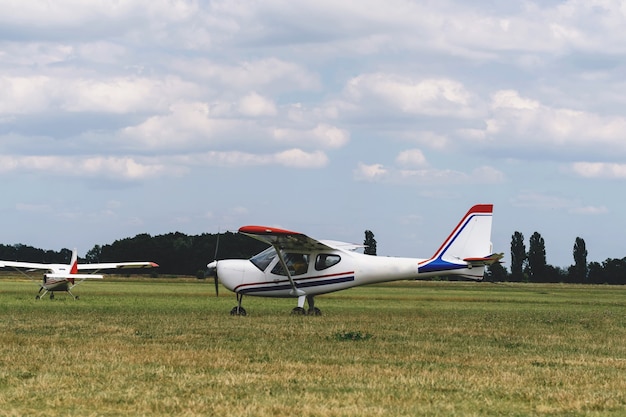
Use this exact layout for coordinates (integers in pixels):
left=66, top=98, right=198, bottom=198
left=0, top=277, right=625, bottom=416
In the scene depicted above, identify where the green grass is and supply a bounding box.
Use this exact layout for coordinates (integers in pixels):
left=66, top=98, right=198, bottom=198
left=0, top=277, right=625, bottom=416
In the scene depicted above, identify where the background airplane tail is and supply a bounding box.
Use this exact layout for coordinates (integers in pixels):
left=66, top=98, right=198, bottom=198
left=419, top=204, right=498, bottom=280
left=68, top=249, right=79, bottom=284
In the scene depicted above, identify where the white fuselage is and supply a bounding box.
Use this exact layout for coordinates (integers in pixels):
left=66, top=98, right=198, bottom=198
left=215, top=247, right=482, bottom=298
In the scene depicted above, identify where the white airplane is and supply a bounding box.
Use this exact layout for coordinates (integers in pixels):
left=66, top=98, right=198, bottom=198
left=0, top=249, right=159, bottom=299
left=207, top=204, right=502, bottom=315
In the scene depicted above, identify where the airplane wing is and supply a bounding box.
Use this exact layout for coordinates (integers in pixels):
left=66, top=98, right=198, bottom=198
left=0, top=260, right=54, bottom=271
left=239, top=225, right=337, bottom=252
left=77, top=261, right=159, bottom=272
left=463, top=253, right=505, bottom=267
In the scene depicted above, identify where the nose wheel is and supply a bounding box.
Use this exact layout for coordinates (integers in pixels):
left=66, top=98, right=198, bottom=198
left=230, top=306, right=247, bottom=316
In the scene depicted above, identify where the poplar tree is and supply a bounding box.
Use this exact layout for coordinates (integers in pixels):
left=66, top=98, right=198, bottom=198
left=527, top=232, right=547, bottom=282
left=510, top=231, right=526, bottom=281
left=572, top=237, right=588, bottom=283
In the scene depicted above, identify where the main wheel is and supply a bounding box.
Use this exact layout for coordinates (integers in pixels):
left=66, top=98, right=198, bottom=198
left=291, top=307, right=306, bottom=315
left=307, top=307, right=322, bottom=316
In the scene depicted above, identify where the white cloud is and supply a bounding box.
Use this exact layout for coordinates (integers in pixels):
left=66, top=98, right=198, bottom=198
left=119, top=101, right=237, bottom=149
left=355, top=162, right=504, bottom=185
left=491, top=90, right=540, bottom=111
left=570, top=162, right=626, bottom=179
left=274, top=149, right=328, bottom=168
left=171, top=58, right=320, bottom=92
left=180, top=149, right=328, bottom=169
left=344, top=73, right=477, bottom=118
left=238, top=92, right=277, bottom=117
left=470, top=90, right=626, bottom=157
left=353, top=163, right=388, bottom=181
left=61, top=77, right=194, bottom=113
left=0, top=75, right=196, bottom=115
left=0, top=155, right=184, bottom=181
left=396, top=149, right=427, bottom=167
left=273, top=124, right=349, bottom=149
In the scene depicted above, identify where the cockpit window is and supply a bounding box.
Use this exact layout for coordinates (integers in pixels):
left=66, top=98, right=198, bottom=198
left=250, top=246, right=277, bottom=271
left=271, top=253, right=310, bottom=276
left=315, top=254, right=341, bottom=270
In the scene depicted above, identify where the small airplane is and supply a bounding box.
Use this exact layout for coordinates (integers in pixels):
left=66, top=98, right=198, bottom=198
left=0, top=249, right=159, bottom=299
left=207, top=204, right=503, bottom=315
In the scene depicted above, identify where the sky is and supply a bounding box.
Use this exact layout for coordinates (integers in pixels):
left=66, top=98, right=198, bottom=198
left=1, top=0, right=626, bottom=269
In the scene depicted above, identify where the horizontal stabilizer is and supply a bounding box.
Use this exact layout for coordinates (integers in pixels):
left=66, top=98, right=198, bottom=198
left=46, top=273, right=104, bottom=280
left=463, top=253, right=504, bottom=267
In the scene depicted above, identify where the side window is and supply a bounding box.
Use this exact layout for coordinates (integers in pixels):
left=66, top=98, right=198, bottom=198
left=315, top=254, right=341, bottom=271
left=271, top=253, right=310, bottom=276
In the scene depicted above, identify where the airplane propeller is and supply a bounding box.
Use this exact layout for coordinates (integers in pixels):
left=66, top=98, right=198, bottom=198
left=206, top=231, right=220, bottom=297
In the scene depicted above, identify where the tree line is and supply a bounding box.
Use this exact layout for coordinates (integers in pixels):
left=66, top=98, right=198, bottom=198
left=0, top=232, right=268, bottom=278
left=1, top=229, right=625, bottom=284
left=486, top=231, right=626, bottom=285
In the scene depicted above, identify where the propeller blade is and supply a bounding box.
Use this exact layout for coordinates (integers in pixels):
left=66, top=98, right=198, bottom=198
left=206, top=261, right=218, bottom=297
left=211, top=231, right=220, bottom=297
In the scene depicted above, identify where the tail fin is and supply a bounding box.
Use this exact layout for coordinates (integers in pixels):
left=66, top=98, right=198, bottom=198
left=419, top=204, right=496, bottom=279
left=68, top=249, right=78, bottom=284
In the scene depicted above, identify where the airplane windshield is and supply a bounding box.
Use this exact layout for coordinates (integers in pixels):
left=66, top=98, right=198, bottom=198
left=250, top=247, right=277, bottom=271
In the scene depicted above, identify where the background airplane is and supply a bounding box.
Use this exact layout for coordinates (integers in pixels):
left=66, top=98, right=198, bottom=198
left=0, top=249, right=159, bottom=299
left=207, top=204, right=503, bottom=315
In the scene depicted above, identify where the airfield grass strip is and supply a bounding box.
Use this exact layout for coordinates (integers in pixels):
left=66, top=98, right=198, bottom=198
left=0, top=278, right=625, bottom=416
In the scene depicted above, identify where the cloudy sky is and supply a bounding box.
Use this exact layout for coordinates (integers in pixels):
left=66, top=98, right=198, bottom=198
left=1, top=0, right=626, bottom=268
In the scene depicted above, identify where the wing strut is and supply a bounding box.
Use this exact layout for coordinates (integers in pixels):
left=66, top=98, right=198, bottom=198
left=272, top=243, right=306, bottom=297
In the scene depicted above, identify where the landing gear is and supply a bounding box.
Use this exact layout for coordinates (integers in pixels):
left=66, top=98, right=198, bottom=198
left=230, top=293, right=247, bottom=316
left=306, top=295, right=322, bottom=316
left=292, top=295, right=322, bottom=316
left=228, top=293, right=322, bottom=315
left=35, top=289, right=79, bottom=300
left=230, top=306, right=247, bottom=316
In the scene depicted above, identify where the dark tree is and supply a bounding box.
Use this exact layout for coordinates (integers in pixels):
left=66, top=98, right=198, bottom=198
left=85, top=245, right=102, bottom=263
left=510, top=231, right=526, bottom=282
left=572, top=237, right=588, bottom=283
left=363, top=230, right=377, bottom=255
left=527, top=232, right=547, bottom=282
left=486, top=261, right=508, bottom=282
left=587, top=261, right=603, bottom=284
left=598, top=258, right=626, bottom=285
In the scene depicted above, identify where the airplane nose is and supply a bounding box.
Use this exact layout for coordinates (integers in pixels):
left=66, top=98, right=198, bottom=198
left=214, top=259, right=255, bottom=293
left=206, top=260, right=217, bottom=277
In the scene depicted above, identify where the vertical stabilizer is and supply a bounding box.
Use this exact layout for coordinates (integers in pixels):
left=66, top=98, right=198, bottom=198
left=68, top=249, right=78, bottom=284
left=419, top=204, right=494, bottom=278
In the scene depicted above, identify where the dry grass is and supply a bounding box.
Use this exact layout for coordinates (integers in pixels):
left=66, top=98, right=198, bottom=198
left=0, top=277, right=625, bottom=416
